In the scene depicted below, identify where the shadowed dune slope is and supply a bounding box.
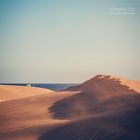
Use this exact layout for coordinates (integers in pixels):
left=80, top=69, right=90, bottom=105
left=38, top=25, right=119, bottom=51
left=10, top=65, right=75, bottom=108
left=0, top=85, right=53, bottom=102
left=39, top=105, right=140, bottom=140
left=49, top=75, right=140, bottom=119
left=39, top=75, right=140, bottom=140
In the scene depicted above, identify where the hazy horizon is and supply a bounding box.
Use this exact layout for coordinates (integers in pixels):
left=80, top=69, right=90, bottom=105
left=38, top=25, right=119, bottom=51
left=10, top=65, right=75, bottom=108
left=0, top=0, right=140, bottom=83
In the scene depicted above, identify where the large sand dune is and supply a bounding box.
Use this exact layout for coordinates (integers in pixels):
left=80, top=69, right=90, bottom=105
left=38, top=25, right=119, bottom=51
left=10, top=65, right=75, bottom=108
left=0, top=74, right=140, bottom=140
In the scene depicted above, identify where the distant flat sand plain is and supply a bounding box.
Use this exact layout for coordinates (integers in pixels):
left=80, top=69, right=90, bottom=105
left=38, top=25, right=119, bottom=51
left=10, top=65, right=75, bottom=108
left=0, top=75, right=140, bottom=140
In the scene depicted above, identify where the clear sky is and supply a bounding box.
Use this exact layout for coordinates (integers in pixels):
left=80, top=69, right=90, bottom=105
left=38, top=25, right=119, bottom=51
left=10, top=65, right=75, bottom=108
left=0, top=0, right=140, bottom=83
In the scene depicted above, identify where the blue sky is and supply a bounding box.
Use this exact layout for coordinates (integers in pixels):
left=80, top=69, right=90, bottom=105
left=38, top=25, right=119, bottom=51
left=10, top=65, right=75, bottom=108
left=0, top=0, right=140, bottom=83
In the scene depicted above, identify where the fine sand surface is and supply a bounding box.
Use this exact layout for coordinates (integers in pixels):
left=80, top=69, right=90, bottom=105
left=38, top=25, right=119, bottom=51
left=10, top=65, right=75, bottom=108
left=0, top=90, right=79, bottom=140
left=0, top=85, right=53, bottom=102
left=0, top=74, right=140, bottom=140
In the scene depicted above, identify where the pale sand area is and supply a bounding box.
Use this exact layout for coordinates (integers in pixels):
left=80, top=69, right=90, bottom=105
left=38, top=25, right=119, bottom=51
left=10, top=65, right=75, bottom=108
left=0, top=85, right=53, bottom=102
left=0, top=75, right=140, bottom=140
left=0, top=89, right=79, bottom=140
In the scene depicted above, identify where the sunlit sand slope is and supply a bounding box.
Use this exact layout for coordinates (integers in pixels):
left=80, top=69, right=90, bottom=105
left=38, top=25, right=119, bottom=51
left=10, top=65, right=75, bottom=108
left=0, top=85, right=53, bottom=102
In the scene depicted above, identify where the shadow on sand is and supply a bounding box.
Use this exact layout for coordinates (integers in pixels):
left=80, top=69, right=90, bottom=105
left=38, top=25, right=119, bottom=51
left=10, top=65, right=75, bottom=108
left=39, top=106, right=140, bottom=140
left=39, top=75, right=140, bottom=140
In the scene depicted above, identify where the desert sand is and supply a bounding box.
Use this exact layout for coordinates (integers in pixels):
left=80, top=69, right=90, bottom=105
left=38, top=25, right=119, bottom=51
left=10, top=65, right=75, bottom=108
left=0, top=74, right=140, bottom=140
left=0, top=85, right=53, bottom=102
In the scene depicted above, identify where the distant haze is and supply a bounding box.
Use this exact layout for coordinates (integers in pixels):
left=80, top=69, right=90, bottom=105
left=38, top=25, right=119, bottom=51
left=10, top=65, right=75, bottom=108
left=0, top=0, right=140, bottom=83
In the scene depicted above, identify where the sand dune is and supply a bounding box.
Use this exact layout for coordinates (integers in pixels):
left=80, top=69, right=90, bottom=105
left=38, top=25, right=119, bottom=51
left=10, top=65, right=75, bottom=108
left=0, top=85, right=53, bottom=102
left=67, top=74, right=140, bottom=93
left=49, top=75, right=140, bottom=119
left=0, top=74, right=140, bottom=140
